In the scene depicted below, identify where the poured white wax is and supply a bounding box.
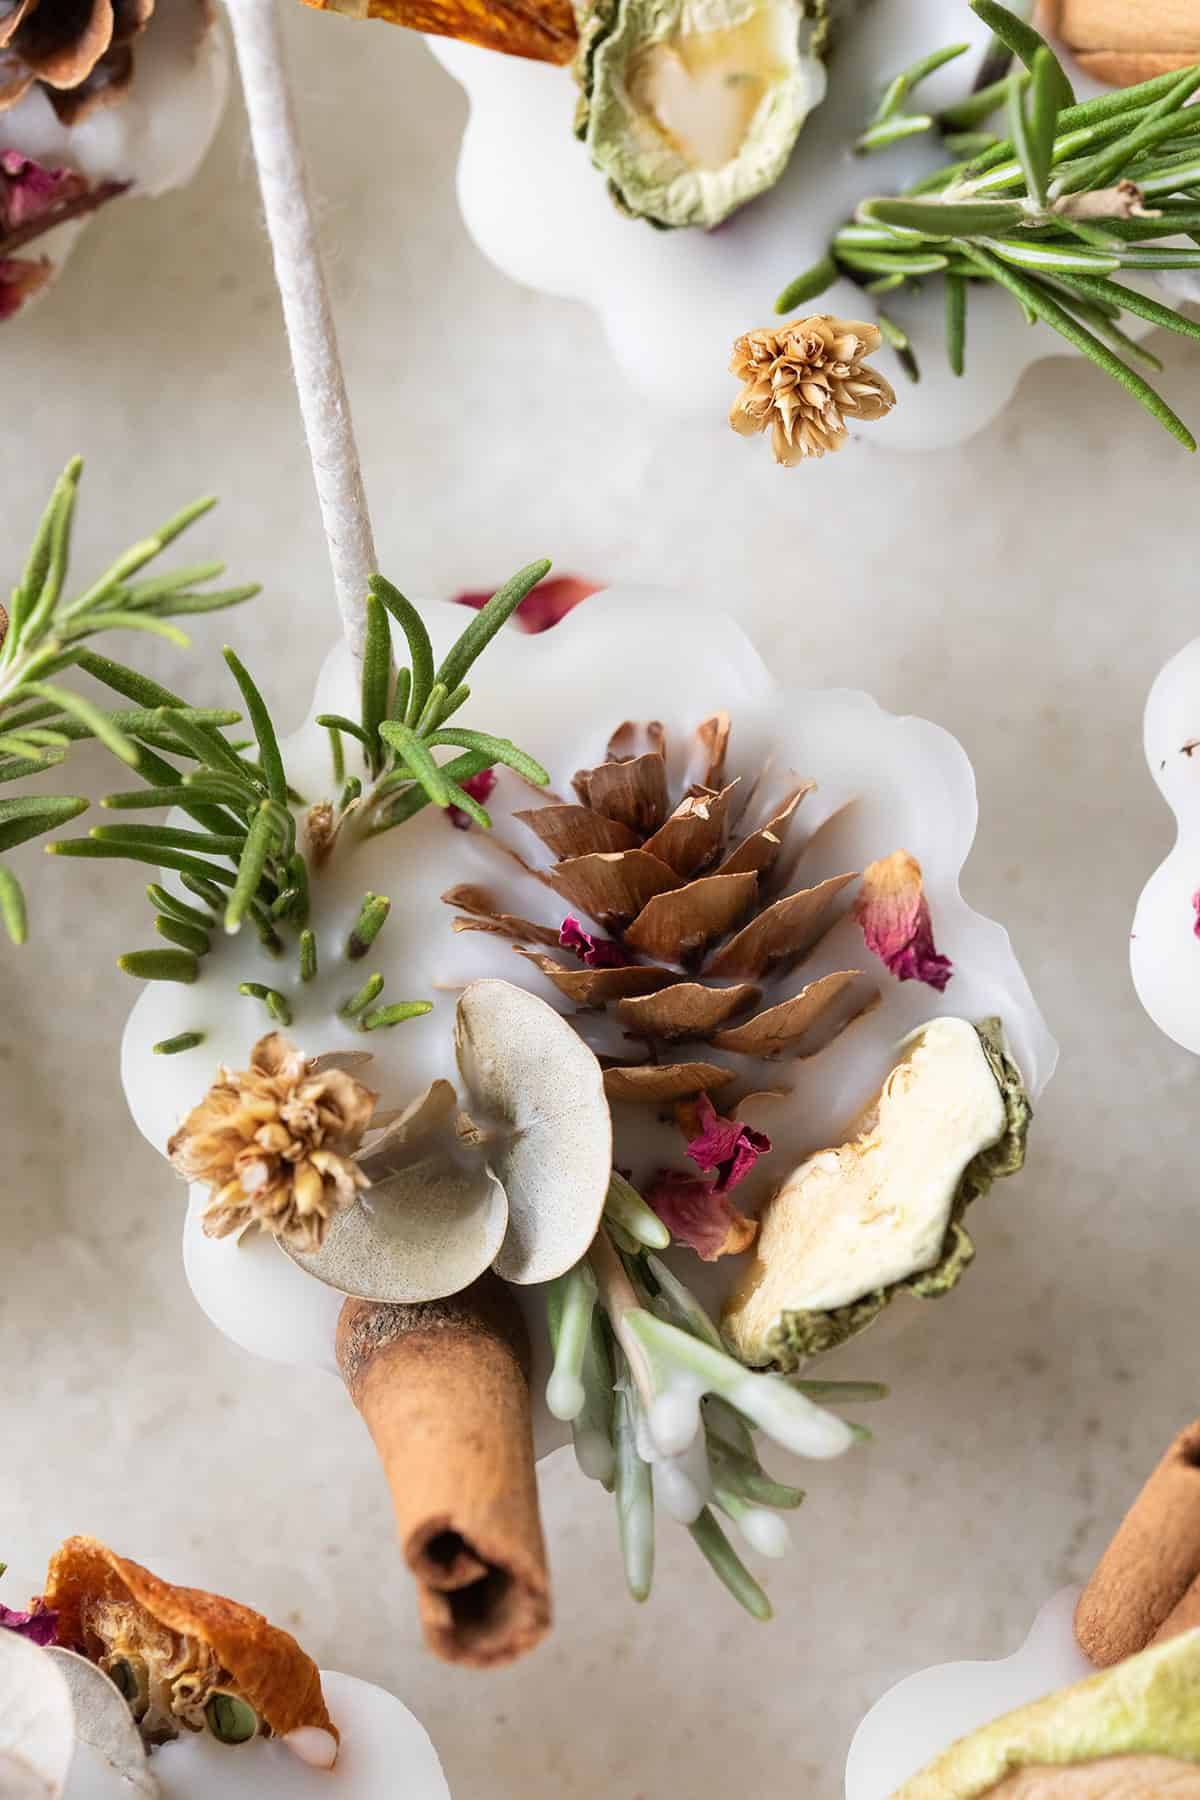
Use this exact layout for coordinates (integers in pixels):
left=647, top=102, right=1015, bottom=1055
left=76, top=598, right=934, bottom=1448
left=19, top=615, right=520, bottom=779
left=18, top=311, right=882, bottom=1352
left=844, top=1588, right=1094, bottom=1800
left=1131, top=637, right=1200, bottom=1056
left=60, top=1672, right=448, bottom=1800
left=120, top=595, right=1056, bottom=1452
left=428, top=8, right=1117, bottom=449
left=0, top=0, right=227, bottom=286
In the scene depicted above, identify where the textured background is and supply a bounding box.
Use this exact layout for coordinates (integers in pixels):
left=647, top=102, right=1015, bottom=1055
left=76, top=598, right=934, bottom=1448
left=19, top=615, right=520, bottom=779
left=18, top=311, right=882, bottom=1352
left=3, top=9, right=1200, bottom=1795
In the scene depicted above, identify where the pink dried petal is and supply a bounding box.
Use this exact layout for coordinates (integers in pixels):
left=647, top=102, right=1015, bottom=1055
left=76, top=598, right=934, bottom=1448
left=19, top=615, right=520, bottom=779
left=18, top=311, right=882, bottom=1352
left=453, top=576, right=601, bottom=634
left=0, top=152, right=87, bottom=232
left=0, top=1601, right=57, bottom=1645
left=644, top=1169, right=756, bottom=1261
left=685, top=1091, right=771, bottom=1193
left=448, top=765, right=496, bottom=831
left=0, top=255, right=51, bottom=320
left=1192, top=889, right=1200, bottom=939
left=854, top=849, right=953, bottom=993
left=559, top=913, right=634, bottom=967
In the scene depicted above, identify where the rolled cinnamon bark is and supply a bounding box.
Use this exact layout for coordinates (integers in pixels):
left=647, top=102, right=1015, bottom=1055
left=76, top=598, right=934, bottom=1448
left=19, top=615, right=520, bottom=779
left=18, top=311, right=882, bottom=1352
left=336, top=1275, right=551, bottom=1669
left=1153, top=1571, right=1200, bottom=1646
left=1074, top=1419, right=1200, bottom=1666
left=1046, top=1, right=1200, bottom=84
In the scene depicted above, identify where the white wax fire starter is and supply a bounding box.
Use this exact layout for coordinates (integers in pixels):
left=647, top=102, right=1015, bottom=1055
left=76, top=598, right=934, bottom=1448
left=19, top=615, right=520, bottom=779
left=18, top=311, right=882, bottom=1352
left=0, top=0, right=227, bottom=290
left=120, top=595, right=1056, bottom=1453
left=428, top=5, right=1116, bottom=450
left=844, top=1587, right=1093, bottom=1800
left=1131, top=637, right=1200, bottom=1056
left=63, top=1674, right=447, bottom=1799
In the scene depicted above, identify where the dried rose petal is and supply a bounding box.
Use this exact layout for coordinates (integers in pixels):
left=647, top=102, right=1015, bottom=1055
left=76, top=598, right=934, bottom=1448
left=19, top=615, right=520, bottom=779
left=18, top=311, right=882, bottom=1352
left=559, top=913, right=634, bottom=968
left=0, top=255, right=51, bottom=319
left=0, top=1600, right=57, bottom=1645
left=0, top=151, right=87, bottom=232
left=854, top=849, right=953, bottom=993
left=453, top=576, right=600, bottom=634
left=1192, top=889, right=1200, bottom=939
left=684, top=1092, right=771, bottom=1193
left=644, top=1168, right=756, bottom=1261
left=448, top=765, right=496, bottom=830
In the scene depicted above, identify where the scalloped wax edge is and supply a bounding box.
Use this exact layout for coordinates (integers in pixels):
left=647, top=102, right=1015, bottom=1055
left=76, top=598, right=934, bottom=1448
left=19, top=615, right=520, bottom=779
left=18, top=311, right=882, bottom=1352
left=117, top=595, right=1057, bottom=1444
left=1131, top=637, right=1200, bottom=1054
left=844, top=1588, right=1094, bottom=1800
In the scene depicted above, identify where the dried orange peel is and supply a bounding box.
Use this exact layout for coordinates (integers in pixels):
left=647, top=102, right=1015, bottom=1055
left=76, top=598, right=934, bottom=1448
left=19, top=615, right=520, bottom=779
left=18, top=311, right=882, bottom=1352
left=298, top=0, right=577, bottom=65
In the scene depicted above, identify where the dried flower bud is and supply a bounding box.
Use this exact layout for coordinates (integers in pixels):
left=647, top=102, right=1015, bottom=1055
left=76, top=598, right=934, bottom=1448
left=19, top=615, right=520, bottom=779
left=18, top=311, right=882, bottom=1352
left=168, top=1033, right=378, bottom=1253
left=729, top=315, right=896, bottom=466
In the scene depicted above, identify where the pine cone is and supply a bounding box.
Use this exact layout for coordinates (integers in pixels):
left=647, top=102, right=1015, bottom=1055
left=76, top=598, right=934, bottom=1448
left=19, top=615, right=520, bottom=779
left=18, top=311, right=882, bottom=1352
left=0, top=0, right=158, bottom=126
left=443, top=715, right=881, bottom=1104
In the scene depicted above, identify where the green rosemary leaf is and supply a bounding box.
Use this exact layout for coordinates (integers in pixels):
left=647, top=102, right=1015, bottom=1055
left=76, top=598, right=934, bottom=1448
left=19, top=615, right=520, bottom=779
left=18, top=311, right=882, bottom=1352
left=217, top=648, right=287, bottom=806
left=339, top=775, right=362, bottom=812
left=424, top=727, right=549, bottom=787
left=0, top=735, right=62, bottom=764
left=367, top=749, right=492, bottom=832
left=59, top=610, right=190, bottom=648
left=872, top=41, right=968, bottom=124
left=120, top=560, right=225, bottom=606
left=988, top=237, right=1119, bottom=273
left=326, top=725, right=346, bottom=787
left=155, top=913, right=211, bottom=956
left=0, top=864, right=26, bottom=944
left=1129, top=151, right=1200, bottom=198
left=66, top=496, right=218, bottom=618
left=348, top=892, right=391, bottom=960
left=965, top=245, right=1197, bottom=448
left=4, top=460, right=80, bottom=663
left=376, top=720, right=453, bottom=808
left=865, top=273, right=907, bottom=294
left=856, top=114, right=933, bottom=154
left=1012, top=49, right=1059, bottom=205
left=101, top=782, right=246, bottom=813
left=837, top=247, right=950, bottom=276
left=369, top=575, right=435, bottom=728
left=124, top=750, right=244, bottom=841
left=413, top=681, right=449, bottom=737
left=944, top=272, right=967, bottom=375
left=47, top=839, right=237, bottom=888
left=435, top=559, right=552, bottom=696
left=157, top=708, right=258, bottom=787
left=0, top=754, right=61, bottom=783
left=299, top=927, right=317, bottom=982
left=614, top=1381, right=654, bottom=1602
left=270, top=886, right=300, bottom=918
left=938, top=71, right=1022, bottom=131
left=1055, top=65, right=1200, bottom=197
left=877, top=312, right=920, bottom=382
left=390, top=666, right=412, bottom=725
left=1081, top=210, right=1200, bottom=238
left=942, top=130, right=1001, bottom=157
left=68, top=649, right=182, bottom=710
left=0, top=698, right=60, bottom=731
left=774, top=251, right=838, bottom=315
left=285, top=850, right=310, bottom=927
left=1060, top=271, right=1200, bottom=344
left=238, top=981, right=292, bottom=1026
left=341, top=972, right=384, bottom=1019
left=859, top=196, right=1025, bottom=238
left=181, top=871, right=227, bottom=908
left=146, top=883, right=216, bottom=930
left=315, top=713, right=374, bottom=754
left=0, top=794, right=88, bottom=853
left=438, top=683, right=470, bottom=726
left=441, top=778, right=491, bottom=829
left=14, top=728, right=70, bottom=748
left=906, top=160, right=970, bottom=196
left=837, top=220, right=924, bottom=248
left=91, top=823, right=244, bottom=857
left=23, top=681, right=138, bottom=766
left=224, top=803, right=279, bottom=934
left=118, top=947, right=199, bottom=983
left=151, top=584, right=260, bottom=616
left=362, top=1001, right=433, bottom=1030
left=16, top=462, right=81, bottom=652
left=153, top=1031, right=205, bottom=1055
left=969, top=0, right=1072, bottom=110
left=687, top=1508, right=771, bottom=1621
left=1110, top=245, right=1200, bottom=269
left=360, top=591, right=391, bottom=776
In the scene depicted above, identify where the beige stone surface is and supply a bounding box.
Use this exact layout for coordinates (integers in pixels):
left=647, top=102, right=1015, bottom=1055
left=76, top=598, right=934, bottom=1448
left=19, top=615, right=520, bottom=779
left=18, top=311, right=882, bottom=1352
left=3, top=9, right=1200, bottom=1795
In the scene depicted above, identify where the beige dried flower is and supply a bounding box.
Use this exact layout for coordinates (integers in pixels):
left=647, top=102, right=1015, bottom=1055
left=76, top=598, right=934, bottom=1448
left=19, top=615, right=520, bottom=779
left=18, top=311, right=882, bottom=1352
left=728, top=315, right=896, bottom=466
left=167, top=1033, right=378, bottom=1253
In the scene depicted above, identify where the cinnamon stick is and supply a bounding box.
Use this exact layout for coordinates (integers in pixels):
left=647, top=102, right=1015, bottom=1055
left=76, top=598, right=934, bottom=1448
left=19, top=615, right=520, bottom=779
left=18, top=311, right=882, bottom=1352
left=336, top=1275, right=551, bottom=1668
left=1046, top=0, right=1200, bottom=84
left=1074, top=1419, right=1200, bottom=1666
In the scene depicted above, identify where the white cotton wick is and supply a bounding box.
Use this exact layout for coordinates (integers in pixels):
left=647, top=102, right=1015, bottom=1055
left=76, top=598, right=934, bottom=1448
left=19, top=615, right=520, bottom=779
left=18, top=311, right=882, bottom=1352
left=222, top=0, right=376, bottom=664
left=282, top=1728, right=339, bottom=1770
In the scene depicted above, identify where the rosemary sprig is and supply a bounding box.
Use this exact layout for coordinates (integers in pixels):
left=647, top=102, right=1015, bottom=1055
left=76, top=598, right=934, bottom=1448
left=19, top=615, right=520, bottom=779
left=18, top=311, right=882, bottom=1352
left=774, top=1, right=1200, bottom=445
left=0, top=461, right=258, bottom=942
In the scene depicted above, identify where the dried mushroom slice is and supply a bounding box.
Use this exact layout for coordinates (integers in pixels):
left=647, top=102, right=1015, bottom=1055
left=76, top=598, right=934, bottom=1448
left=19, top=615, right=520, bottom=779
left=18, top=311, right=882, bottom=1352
left=44, top=1649, right=159, bottom=1796
left=888, top=1629, right=1200, bottom=1800
left=0, top=1632, right=74, bottom=1799
left=722, top=1018, right=1031, bottom=1367
left=455, top=978, right=612, bottom=1283
left=575, top=0, right=828, bottom=229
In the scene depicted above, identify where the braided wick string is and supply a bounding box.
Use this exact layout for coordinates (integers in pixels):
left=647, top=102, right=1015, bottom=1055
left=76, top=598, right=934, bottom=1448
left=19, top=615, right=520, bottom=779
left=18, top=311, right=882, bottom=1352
left=224, top=0, right=375, bottom=665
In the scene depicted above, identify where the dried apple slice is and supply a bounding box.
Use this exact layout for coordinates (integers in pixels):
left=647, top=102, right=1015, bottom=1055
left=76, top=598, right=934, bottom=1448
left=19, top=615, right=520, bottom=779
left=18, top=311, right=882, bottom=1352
left=455, top=978, right=612, bottom=1284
